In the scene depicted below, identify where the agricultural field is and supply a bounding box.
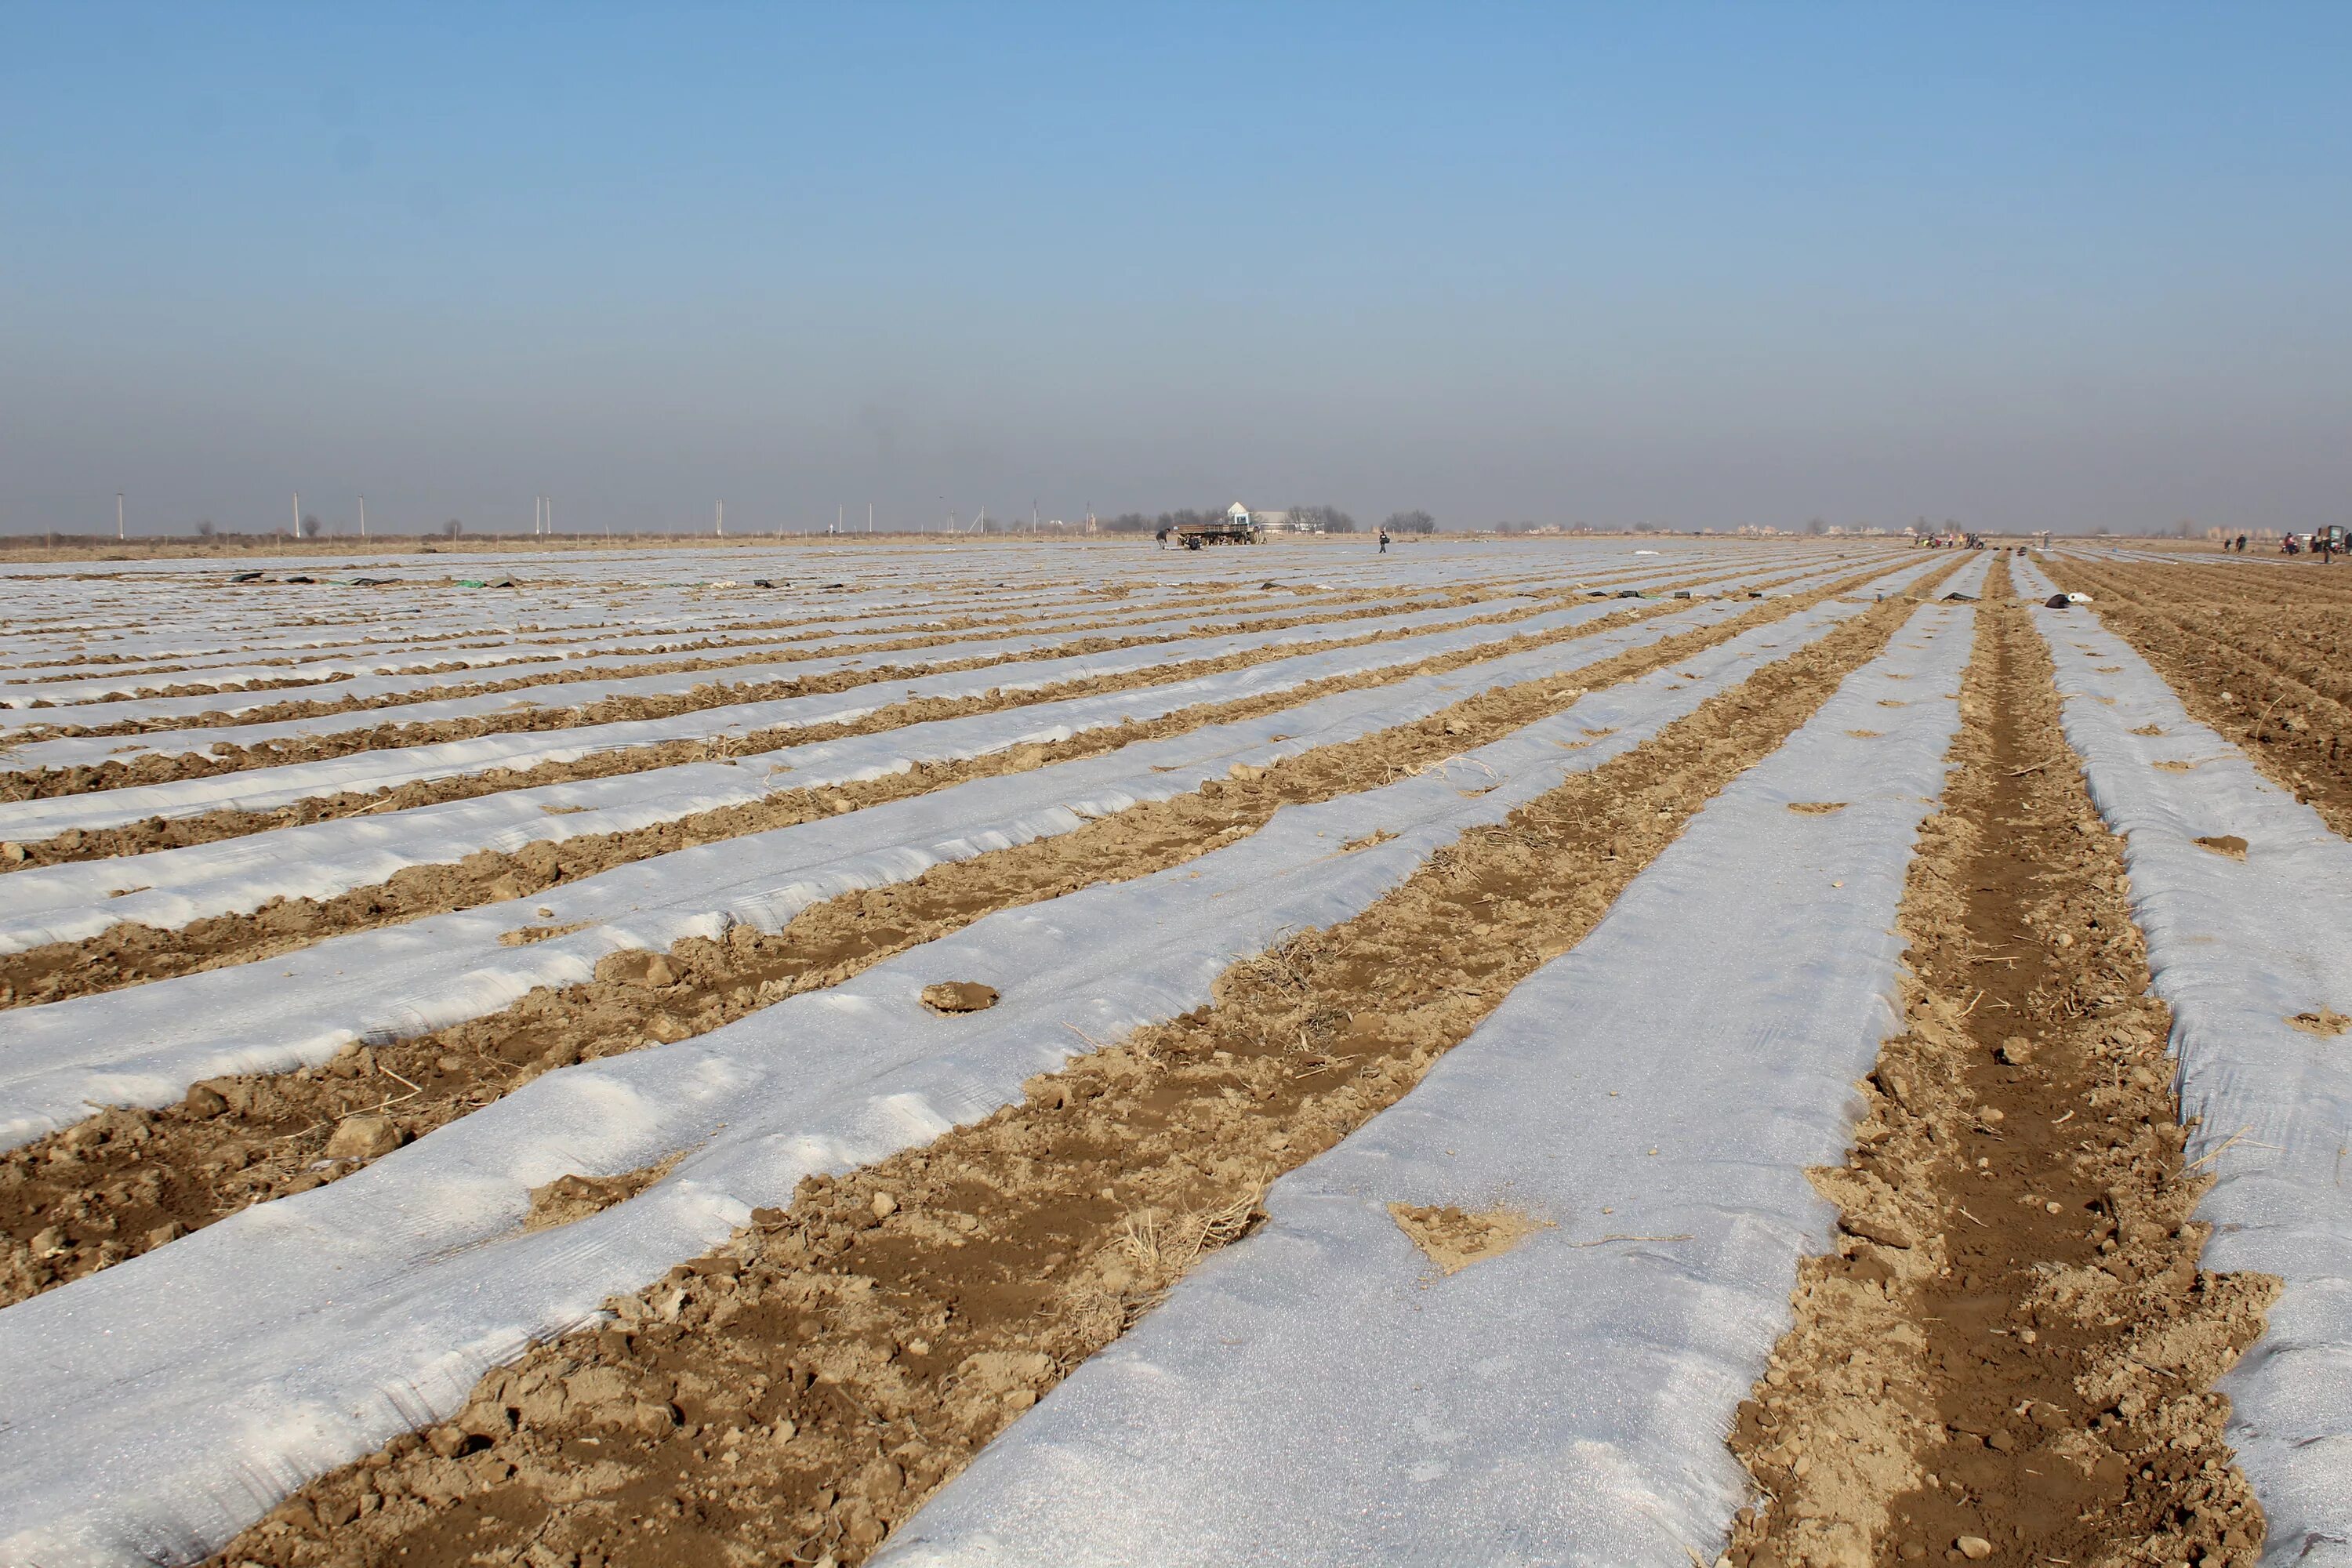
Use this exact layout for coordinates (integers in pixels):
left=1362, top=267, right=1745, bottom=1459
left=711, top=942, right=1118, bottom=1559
left=1, top=537, right=2346, bottom=1568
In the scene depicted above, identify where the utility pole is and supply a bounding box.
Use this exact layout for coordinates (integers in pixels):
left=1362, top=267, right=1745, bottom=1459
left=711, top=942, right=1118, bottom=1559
left=867, top=502, right=873, bottom=534
left=837, top=504, right=844, bottom=535
left=716, top=501, right=724, bottom=537
left=116, top=492, right=124, bottom=540
left=291, top=492, right=299, bottom=539
left=359, top=495, right=367, bottom=539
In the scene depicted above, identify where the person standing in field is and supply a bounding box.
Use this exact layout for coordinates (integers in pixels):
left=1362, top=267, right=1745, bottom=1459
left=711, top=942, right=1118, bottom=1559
left=1378, top=528, right=1390, bottom=554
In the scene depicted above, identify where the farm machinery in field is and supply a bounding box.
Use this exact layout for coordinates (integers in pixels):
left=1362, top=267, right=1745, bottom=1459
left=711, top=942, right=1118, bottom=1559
left=1169, top=516, right=1263, bottom=549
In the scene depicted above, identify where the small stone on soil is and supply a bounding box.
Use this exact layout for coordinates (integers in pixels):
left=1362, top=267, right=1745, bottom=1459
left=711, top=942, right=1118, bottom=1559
left=323, top=1115, right=405, bottom=1163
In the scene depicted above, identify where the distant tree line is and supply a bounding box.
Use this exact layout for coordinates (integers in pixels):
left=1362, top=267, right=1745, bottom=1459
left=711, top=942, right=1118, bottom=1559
left=1286, top=504, right=1356, bottom=533
left=1384, top=510, right=1436, bottom=535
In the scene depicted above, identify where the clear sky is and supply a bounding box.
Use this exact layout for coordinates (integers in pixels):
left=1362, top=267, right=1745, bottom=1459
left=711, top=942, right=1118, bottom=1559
left=4, top=3, right=2347, bottom=536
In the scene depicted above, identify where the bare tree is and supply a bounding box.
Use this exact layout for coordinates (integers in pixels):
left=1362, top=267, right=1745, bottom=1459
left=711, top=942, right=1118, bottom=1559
left=444, top=519, right=464, bottom=539
left=1383, top=510, right=1436, bottom=535
left=195, top=521, right=215, bottom=538
left=1286, top=504, right=1357, bottom=533
left=299, top=514, right=323, bottom=539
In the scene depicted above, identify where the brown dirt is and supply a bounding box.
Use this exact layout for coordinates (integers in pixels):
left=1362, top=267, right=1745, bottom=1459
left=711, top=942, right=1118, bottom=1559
left=0, top=575, right=1844, bottom=1007
left=1387, top=1202, right=1547, bottom=1275
left=201, top=575, right=1945, bottom=1568
left=0, top=569, right=1922, bottom=1304
left=2046, top=557, right=2352, bottom=841
left=1726, top=568, right=2278, bottom=1568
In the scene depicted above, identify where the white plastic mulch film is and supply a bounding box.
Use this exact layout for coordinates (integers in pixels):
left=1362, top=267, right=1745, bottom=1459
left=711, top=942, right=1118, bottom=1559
left=880, top=593, right=1976, bottom=1566
left=2015, top=557, right=2352, bottom=1566
left=0, top=541, right=1932, bottom=1566
left=0, top=563, right=1919, bottom=1155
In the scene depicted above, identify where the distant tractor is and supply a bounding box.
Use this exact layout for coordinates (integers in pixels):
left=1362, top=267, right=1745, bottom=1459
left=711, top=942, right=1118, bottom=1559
left=1174, top=504, right=1265, bottom=550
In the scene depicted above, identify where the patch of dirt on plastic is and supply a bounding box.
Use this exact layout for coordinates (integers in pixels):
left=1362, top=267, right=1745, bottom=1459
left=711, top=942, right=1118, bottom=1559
left=1, top=575, right=1900, bottom=1303
left=497, top=920, right=594, bottom=946
left=1388, top=1202, right=1546, bottom=1275
left=525, top=1160, right=678, bottom=1233
left=206, top=579, right=1944, bottom=1568
left=2194, top=833, right=2249, bottom=860
left=919, top=981, right=998, bottom=1014
left=2289, top=1008, right=2349, bottom=1038
left=1788, top=800, right=1847, bottom=815
left=1726, top=569, right=2278, bottom=1568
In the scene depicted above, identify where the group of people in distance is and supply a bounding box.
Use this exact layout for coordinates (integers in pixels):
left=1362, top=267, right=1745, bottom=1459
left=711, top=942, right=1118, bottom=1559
left=2241, top=528, right=2344, bottom=561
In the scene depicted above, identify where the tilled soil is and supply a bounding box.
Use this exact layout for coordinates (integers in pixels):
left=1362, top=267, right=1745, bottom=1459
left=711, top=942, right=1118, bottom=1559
left=0, top=586, right=1772, bottom=1008
left=2045, top=557, right=2352, bottom=841
left=204, top=580, right=1944, bottom=1568
left=1726, top=570, right=2278, bottom=1568
left=0, top=572, right=1915, bottom=1304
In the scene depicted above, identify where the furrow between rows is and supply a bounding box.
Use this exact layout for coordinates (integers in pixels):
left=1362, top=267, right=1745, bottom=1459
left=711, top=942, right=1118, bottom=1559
left=2016, top=554, right=2352, bottom=1566
left=1730, top=561, right=2275, bottom=1567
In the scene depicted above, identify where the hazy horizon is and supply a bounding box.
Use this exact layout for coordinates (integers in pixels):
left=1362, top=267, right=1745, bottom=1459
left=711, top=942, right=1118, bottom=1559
left=5, top=5, right=2347, bottom=539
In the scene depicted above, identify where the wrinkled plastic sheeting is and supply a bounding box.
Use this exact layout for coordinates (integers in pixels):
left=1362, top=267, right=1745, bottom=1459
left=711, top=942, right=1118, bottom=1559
left=0, top=568, right=1944, bottom=1567
left=2015, top=557, right=2352, bottom=1566
left=879, top=597, right=1973, bottom=1568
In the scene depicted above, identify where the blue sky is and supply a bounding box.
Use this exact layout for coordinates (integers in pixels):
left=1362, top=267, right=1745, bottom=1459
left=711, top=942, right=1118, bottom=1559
left=3, top=3, right=2347, bottom=535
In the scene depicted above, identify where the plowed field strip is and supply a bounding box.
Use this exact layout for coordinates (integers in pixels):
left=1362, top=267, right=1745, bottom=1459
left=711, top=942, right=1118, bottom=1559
left=2069, top=554, right=2352, bottom=610
left=0, top=571, right=1918, bottom=1303
left=2, top=585, right=1330, bottom=707
left=0, top=576, right=1855, bottom=1007
left=2, top=559, right=1841, bottom=797
left=28, top=586, right=1446, bottom=734
left=0, top=597, right=1519, bottom=799
left=1727, top=571, right=2275, bottom=1568
left=206, top=579, right=1949, bottom=1568
left=2047, top=559, right=2352, bottom=841
left=0, top=602, right=1575, bottom=856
